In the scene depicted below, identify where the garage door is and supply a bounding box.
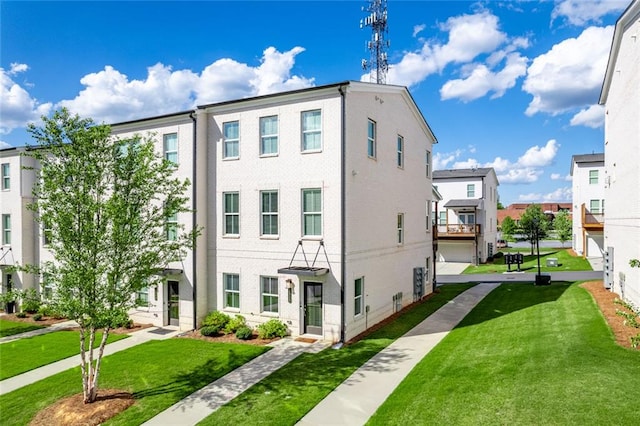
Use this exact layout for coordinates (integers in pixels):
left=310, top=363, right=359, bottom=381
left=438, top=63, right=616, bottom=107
left=438, top=242, right=474, bottom=263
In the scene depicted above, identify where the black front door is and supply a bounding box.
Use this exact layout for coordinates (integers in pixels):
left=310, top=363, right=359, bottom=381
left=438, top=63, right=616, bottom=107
left=304, top=282, right=322, bottom=335
left=167, top=280, right=179, bottom=326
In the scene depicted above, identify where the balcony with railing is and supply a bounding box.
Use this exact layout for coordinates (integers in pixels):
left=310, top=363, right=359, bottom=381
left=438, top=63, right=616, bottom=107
left=436, top=224, right=481, bottom=239
left=581, top=203, right=604, bottom=231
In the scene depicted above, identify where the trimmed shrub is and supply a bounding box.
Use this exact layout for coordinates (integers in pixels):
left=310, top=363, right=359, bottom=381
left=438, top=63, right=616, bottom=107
left=235, top=325, right=253, bottom=340
left=33, top=313, right=43, bottom=321
left=224, top=315, right=246, bottom=334
left=200, top=325, right=221, bottom=337
left=112, top=311, right=133, bottom=329
left=202, top=311, right=230, bottom=335
left=21, top=289, right=41, bottom=314
left=493, top=251, right=504, bottom=259
left=257, top=319, right=288, bottom=339
left=16, top=312, right=27, bottom=318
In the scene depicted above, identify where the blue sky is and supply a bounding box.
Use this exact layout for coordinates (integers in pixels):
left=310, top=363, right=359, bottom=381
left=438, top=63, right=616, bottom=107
left=0, top=0, right=631, bottom=205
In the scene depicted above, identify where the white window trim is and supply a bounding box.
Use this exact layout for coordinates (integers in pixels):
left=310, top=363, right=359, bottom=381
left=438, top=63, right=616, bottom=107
left=260, top=276, right=279, bottom=314
left=367, top=119, right=376, bottom=159
left=1, top=163, right=9, bottom=191
left=354, top=277, right=364, bottom=317
left=397, top=213, right=404, bottom=245
left=223, top=121, right=240, bottom=160
left=2, top=214, right=10, bottom=246
left=467, top=184, right=475, bottom=198
left=301, top=110, right=322, bottom=153
left=260, top=190, right=279, bottom=238
left=302, top=188, right=322, bottom=238
left=223, top=192, right=240, bottom=237
left=163, top=133, right=178, bottom=166
left=397, top=135, right=404, bottom=168
left=260, top=115, right=279, bottom=157
left=223, top=273, right=240, bottom=310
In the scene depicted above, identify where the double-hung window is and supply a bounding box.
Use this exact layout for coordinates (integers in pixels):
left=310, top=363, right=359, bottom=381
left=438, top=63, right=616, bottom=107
left=223, top=121, right=240, bottom=159
left=302, top=189, right=322, bottom=236
left=397, top=213, right=404, bottom=244
left=590, top=199, right=601, bottom=214
left=163, top=133, right=178, bottom=165
left=467, top=184, right=475, bottom=197
left=166, top=212, right=178, bottom=241
left=367, top=119, right=376, bottom=158
left=43, top=218, right=53, bottom=246
left=224, top=273, right=240, bottom=308
left=301, top=110, right=321, bottom=151
left=261, top=276, right=279, bottom=313
left=260, top=116, right=278, bottom=156
left=425, top=151, right=431, bottom=178
left=589, top=170, right=598, bottom=184
left=41, top=273, right=53, bottom=300
left=1, top=163, right=9, bottom=190
left=354, top=277, right=364, bottom=316
left=260, top=190, right=278, bottom=236
left=439, top=211, right=447, bottom=225
left=2, top=214, right=10, bottom=245
left=136, top=286, right=149, bottom=306
left=397, top=135, right=404, bottom=168
left=223, top=192, right=240, bottom=235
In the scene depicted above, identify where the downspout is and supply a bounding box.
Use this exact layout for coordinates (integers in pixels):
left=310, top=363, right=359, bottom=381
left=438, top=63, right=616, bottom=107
left=190, top=111, right=198, bottom=331
left=339, top=84, right=347, bottom=344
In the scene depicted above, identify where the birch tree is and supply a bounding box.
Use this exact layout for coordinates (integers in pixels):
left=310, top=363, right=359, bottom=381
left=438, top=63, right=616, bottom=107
left=25, top=108, right=198, bottom=403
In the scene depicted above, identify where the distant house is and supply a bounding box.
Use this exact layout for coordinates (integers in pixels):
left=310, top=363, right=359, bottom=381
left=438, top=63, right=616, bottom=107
left=497, top=203, right=571, bottom=227
left=432, top=168, right=499, bottom=264
left=599, top=0, right=640, bottom=307
left=570, top=153, right=605, bottom=257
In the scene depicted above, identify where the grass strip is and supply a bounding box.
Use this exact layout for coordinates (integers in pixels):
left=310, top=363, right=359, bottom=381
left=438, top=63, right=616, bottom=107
left=0, top=330, right=128, bottom=380
left=198, top=283, right=475, bottom=426
left=463, top=248, right=592, bottom=274
left=0, top=319, right=44, bottom=338
left=368, top=282, right=640, bottom=425
left=0, top=338, right=268, bottom=426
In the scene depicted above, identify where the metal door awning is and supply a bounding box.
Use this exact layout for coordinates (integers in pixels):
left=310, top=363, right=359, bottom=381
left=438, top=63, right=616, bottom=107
left=277, top=240, right=330, bottom=276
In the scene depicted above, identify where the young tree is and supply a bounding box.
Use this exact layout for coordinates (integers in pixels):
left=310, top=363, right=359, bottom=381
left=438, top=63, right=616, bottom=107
left=519, top=204, right=549, bottom=255
left=553, top=210, right=572, bottom=247
left=25, top=109, right=199, bottom=403
left=500, top=216, right=517, bottom=241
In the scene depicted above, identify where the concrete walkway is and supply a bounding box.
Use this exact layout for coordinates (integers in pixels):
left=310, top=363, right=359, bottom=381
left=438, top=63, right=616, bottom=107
left=298, top=282, right=500, bottom=426
left=0, top=326, right=181, bottom=395
left=144, top=338, right=330, bottom=425
left=0, top=319, right=78, bottom=344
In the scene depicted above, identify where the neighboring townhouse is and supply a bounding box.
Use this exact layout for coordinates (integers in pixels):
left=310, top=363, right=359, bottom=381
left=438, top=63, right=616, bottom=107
left=432, top=168, right=499, bottom=264
left=570, top=153, right=605, bottom=258
left=497, top=202, right=571, bottom=226
left=199, top=81, right=436, bottom=342
left=1, top=81, right=437, bottom=343
left=599, top=0, right=640, bottom=307
left=0, top=147, right=40, bottom=312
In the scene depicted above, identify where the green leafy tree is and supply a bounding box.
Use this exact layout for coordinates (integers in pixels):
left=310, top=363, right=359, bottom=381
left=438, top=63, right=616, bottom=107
left=519, top=204, right=549, bottom=255
left=24, top=108, right=199, bottom=403
left=500, top=216, right=516, bottom=241
left=553, top=210, right=572, bottom=247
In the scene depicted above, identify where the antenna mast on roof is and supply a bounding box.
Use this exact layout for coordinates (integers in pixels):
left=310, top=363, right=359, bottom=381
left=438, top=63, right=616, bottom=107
left=360, top=0, right=390, bottom=84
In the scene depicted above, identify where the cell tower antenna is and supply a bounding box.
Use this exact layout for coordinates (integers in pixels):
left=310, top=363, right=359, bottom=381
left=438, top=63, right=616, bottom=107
left=360, top=0, right=390, bottom=84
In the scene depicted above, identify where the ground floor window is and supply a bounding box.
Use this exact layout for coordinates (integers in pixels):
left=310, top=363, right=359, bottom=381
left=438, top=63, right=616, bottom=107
left=224, top=273, right=240, bottom=308
left=136, top=286, right=149, bottom=306
left=354, top=277, right=364, bottom=316
left=261, top=276, right=278, bottom=313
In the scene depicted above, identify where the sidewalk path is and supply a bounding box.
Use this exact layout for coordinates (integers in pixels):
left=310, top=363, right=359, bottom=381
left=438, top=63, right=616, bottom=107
left=0, top=326, right=181, bottom=395
left=0, top=319, right=78, bottom=344
left=298, top=282, right=500, bottom=426
left=143, top=337, right=330, bottom=425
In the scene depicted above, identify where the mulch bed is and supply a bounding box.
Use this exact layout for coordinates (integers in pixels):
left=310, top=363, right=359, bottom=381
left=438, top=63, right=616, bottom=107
left=178, top=329, right=280, bottom=346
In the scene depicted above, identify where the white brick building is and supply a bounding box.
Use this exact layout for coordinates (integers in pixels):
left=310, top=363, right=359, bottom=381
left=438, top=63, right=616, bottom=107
left=570, top=153, right=605, bottom=258
left=2, top=81, right=437, bottom=343
left=432, top=168, right=499, bottom=264
left=599, top=0, right=640, bottom=307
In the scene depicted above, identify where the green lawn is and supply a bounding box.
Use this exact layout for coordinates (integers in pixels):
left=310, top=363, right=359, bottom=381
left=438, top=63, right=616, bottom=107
left=463, top=248, right=592, bottom=274
left=0, top=339, right=269, bottom=426
left=198, top=284, right=475, bottom=426
left=0, top=318, right=44, bottom=338
left=368, top=282, right=640, bottom=425
left=0, top=330, right=129, bottom=380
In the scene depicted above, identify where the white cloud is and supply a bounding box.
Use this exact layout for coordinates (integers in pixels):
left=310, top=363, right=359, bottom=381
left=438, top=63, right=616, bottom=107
left=518, top=187, right=572, bottom=202
left=551, top=173, right=572, bottom=181
left=0, top=64, right=52, bottom=134
left=570, top=104, right=605, bottom=128
left=435, top=139, right=560, bottom=185
left=523, top=25, right=613, bottom=116
left=0, top=140, right=11, bottom=149
left=440, top=52, right=528, bottom=102
left=387, top=10, right=520, bottom=89
left=58, top=47, right=313, bottom=125
left=552, top=0, right=628, bottom=26
left=413, top=24, right=426, bottom=38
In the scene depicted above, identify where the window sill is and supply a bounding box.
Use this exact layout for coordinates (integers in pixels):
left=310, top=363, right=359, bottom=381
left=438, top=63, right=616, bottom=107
left=301, top=235, right=323, bottom=241
left=222, top=234, right=240, bottom=239
left=223, top=308, right=240, bottom=313
left=260, top=235, right=280, bottom=240
left=222, top=157, right=240, bottom=161
left=259, top=311, right=279, bottom=317
left=259, top=153, right=279, bottom=158
left=301, top=149, right=323, bottom=155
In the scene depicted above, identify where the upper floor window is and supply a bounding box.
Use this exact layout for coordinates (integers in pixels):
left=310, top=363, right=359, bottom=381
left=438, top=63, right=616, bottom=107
left=367, top=119, right=376, bottom=158
left=301, top=110, right=321, bottom=151
left=2, top=214, right=10, bottom=245
left=302, top=188, right=322, bottom=236
left=589, top=170, right=598, bottom=184
left=397, top=213, right=404, bottom=244
left=590, top=199, right=603, bottom=214
left=163, top=133, right=178, bottom=165
left=223, top=121, right=240, bottom=159
left=1, top=163, right=9, bottom=190
left=260, top=116, right=279, bottom=156
left=223, top=192, right=240, bottom=235
left=260, top=190, right=279, bottom=236
left=397, top=135, right=404, bottom=168
left=43, top=219, right=53, bottom=246
left=467, top=184, right=475, bottom=198
left=165, top=212, right=178, bottom=241
left=425, top=151, right=431, bottom=178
